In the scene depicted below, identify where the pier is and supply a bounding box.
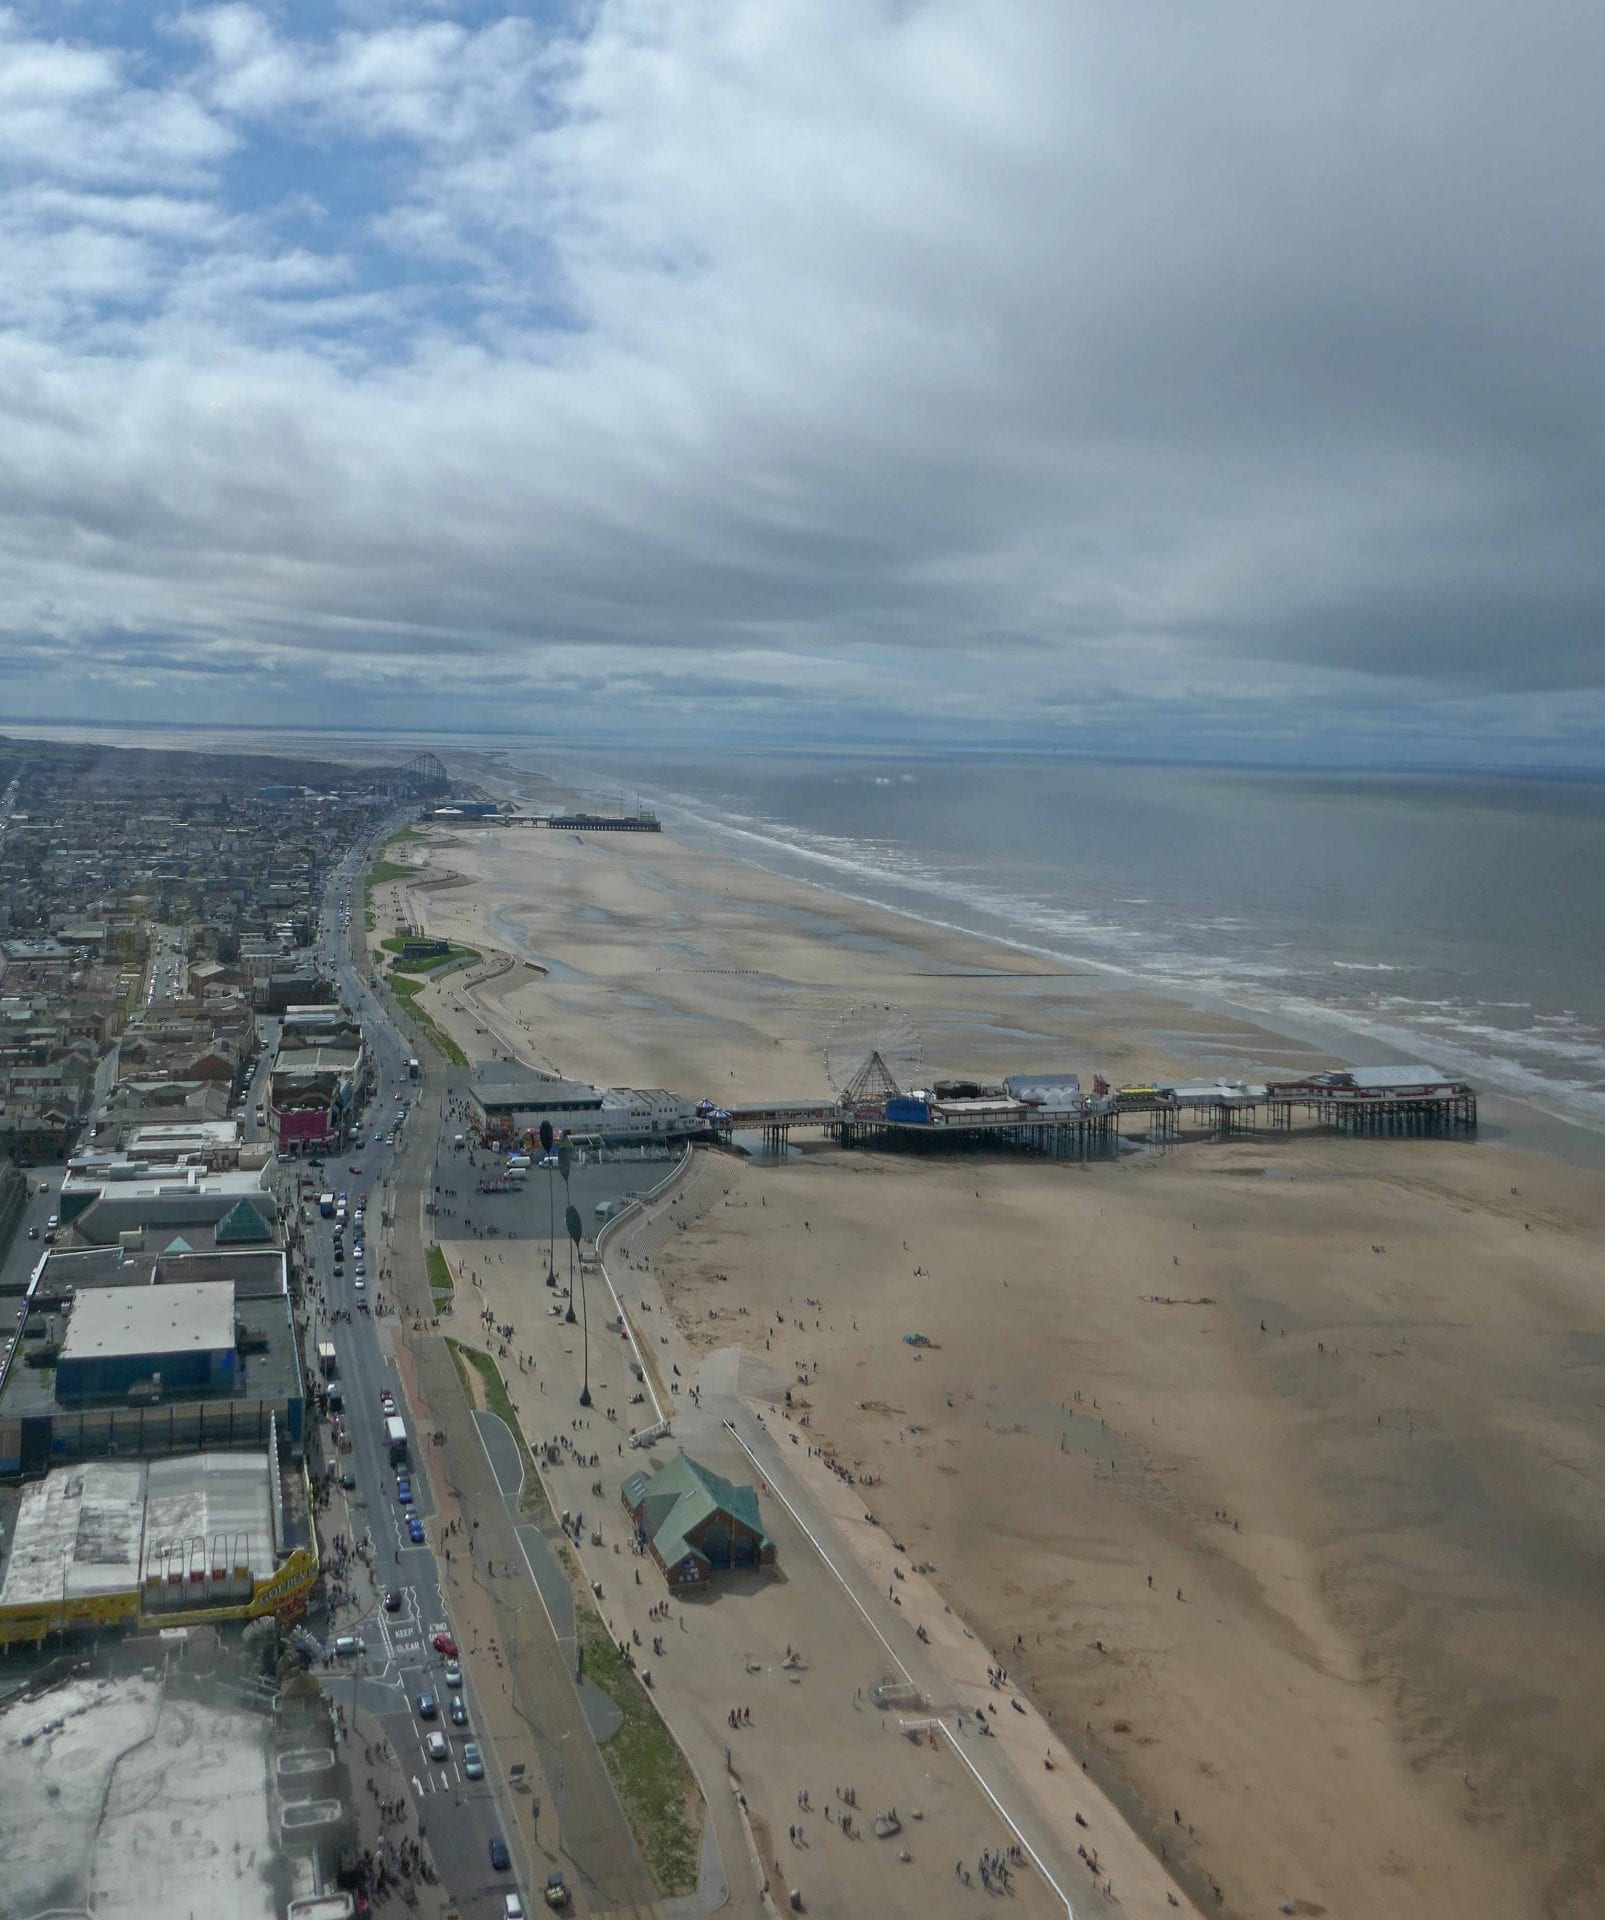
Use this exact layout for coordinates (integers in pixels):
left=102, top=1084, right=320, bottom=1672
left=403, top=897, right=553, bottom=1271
left=707, top=1061, right=1476, bottom=1161
left=426, top=807, right=661, bottom=832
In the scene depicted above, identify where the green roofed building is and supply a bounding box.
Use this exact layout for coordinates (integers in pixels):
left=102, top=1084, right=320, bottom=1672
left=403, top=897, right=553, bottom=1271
left=620, top=1450, right=774, bottom=1589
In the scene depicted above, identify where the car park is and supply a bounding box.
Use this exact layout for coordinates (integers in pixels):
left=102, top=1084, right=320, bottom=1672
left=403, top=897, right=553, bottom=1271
left=415, top=1692, right=437, bottom=1719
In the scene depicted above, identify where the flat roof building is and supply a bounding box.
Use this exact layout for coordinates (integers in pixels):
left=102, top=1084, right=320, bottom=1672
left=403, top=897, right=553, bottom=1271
left=0, top=1450, right=312, bottom=1647
left=0, top=1247, right=304, bottom=1479
left=57, top=1280, right=237, bottom=1401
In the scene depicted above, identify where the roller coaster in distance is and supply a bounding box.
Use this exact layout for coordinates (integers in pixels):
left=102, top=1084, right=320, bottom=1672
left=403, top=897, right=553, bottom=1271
left=363, top=750, right=450, bottom=799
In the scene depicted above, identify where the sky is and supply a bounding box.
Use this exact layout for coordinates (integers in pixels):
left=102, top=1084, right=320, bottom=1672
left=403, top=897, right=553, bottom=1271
left=0, top=0, right=1602, bottom=766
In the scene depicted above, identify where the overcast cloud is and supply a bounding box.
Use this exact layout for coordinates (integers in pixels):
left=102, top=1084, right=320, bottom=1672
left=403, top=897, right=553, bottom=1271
left=0, top=0, right=1601, bottom=761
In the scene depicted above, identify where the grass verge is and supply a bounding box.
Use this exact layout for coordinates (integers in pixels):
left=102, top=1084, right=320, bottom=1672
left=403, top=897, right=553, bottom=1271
left=388, top=969, right=469, bottom=1067
left=576, top=1604, right=703, bottom=1897
left=445, top=1339, right=548, bottom=1518
left=381, top=935, right=482, bottom=973
left=425, top=1243, right=453, bottom=1296
left=368, top=857, right=415, bottom=886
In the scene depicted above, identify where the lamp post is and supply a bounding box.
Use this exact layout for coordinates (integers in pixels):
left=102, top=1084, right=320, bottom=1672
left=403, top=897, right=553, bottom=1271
left=566, top=1202, right=590, bottom=1408
left=541, top=1121, right=557, bottom=1289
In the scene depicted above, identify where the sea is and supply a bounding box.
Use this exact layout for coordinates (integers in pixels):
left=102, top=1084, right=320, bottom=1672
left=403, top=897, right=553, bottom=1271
left=553, top=749, right=1605, bottom=1161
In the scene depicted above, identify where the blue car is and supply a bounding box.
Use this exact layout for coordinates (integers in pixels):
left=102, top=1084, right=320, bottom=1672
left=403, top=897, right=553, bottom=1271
left=489, top=1836, right=510, bottom=1872
left=408, top=1516, right=425, bottom=1543
left=397, top=1481, right=413, bottom=1505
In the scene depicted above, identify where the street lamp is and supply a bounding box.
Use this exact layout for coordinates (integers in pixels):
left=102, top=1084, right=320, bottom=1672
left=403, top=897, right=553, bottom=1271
left=566, top=1202, right=589, bottom=1408
left=541, top=1121, right=557, bottom=1289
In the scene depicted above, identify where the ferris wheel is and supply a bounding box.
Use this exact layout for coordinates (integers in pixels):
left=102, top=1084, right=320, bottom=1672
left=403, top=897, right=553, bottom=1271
left=823, top=1000, right=923, bottom=1103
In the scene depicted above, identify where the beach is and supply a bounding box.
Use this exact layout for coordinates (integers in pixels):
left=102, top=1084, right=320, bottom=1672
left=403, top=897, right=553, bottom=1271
left=379, top=812, right=1605, bottom=1919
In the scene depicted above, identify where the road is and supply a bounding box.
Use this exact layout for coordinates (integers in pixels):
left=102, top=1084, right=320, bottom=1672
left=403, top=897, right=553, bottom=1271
left=302, top=827, right=659, bottom=1920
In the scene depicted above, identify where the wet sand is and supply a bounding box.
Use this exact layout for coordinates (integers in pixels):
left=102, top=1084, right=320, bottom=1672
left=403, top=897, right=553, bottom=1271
left=383, top=818, right=1605, bottom=1920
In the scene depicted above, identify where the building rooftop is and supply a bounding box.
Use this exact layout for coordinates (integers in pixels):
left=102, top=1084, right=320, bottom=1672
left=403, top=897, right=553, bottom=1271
left=474, top=1067, right=601, bottom=1109
left=271, top=1045, right=361, bottom=1076
left=0, top=1459, right=147, bottom=1604
left=623, top=1450, right=770, bottom=1571
left=140, top=1450, right=276, bottom=1585
left=60, top=1280, right=237, bottom=1366
left=121, top=1120, right=241, bottom=1159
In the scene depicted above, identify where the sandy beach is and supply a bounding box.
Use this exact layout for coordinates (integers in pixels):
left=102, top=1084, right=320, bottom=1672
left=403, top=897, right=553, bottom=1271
left=377, top=811, right=1605, bottom=1920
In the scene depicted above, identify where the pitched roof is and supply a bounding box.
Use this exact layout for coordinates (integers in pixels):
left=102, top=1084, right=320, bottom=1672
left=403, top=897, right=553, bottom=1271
left=623, top=1451, right=770, bottom=1569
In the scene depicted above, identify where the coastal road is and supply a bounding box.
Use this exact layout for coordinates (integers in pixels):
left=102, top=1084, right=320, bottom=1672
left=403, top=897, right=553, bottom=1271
left=312, top=826, right=659, bottom=1920
left=298, top=835, right=534, bottom=1917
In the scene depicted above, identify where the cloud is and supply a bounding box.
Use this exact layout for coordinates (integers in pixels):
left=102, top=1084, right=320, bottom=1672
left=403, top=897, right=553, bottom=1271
left=0, top=0, right=1600, bottom=756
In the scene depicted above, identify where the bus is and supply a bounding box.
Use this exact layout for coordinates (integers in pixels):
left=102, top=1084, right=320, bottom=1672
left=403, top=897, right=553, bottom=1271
left=408, top=1058, right=420, bottom=1080
left=319, top=1193, right=336, bottom=1218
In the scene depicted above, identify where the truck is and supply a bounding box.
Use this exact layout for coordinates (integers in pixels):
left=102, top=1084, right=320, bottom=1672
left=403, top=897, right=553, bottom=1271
left=408, top=1057, right=420, bottom=1080
left=319, top=1193, right=336, bottom=1218
left=385, top=1416, right=408, bottom=1464
left=316, top=1340, right=338, bottom=1378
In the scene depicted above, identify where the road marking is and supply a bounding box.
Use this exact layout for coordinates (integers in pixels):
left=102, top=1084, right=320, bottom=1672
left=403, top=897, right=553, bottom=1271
left=723, top=1418, right=1077, bottom=1920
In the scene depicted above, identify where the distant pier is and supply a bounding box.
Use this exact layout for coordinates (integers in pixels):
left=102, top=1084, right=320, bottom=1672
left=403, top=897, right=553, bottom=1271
left=426, top=807, right=661, bottom=832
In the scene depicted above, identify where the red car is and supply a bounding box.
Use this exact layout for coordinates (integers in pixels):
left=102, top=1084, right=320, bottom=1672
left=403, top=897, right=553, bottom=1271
left=432, top=1632, right=458, bottom=1656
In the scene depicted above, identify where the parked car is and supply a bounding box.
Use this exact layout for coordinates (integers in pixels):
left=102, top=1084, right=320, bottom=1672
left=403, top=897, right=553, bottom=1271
left=432, top=1632, right=458, bottom=1656
left=450, top=1696, right=468, bottom=1726
left=385, top=1589, right=403, bottom=1613
left=463, top=1742, right=484, bottom=1780
left=409, top=1516, right=426, bottom=1543
left=489, top=1836, right=510, bottom=1872
left=443, top=1662, right=462, bottom=1689
left=415, top=1693, right=438, bottom=1719
left=426, top=1731, right=449, bottom=1762
left=543, top=1872, right=570, bottom=1909
left=396, top=1480, right=412, bottom=1504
